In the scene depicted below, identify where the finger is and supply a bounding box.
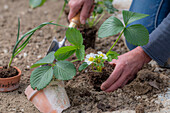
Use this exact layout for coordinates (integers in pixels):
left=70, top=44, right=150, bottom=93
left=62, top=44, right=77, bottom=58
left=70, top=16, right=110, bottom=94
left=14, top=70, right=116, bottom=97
left=120, top=72, right=132, bottom=87
left=109, top=59, right=117, bottom=65
left=68, top=2, right=82, bottom=21
left=105, top=72, right=128, bottom=92
left=88, top=5, right=95, bottom=18
left=80, top=1, right=92, bottom=24
left=126, top=74, right=136, bottom=84
left=101, top=64, right=123, bottom=91
left=120, top=79, right=129, bottom=88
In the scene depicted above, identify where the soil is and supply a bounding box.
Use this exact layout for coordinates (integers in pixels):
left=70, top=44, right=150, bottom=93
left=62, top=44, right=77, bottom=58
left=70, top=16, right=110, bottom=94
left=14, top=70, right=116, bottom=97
left=0, top=66, right=18, bottom=78
left=79, top=25, right=98, bottom=50
left=65, top=7, right=98, bottom=50
left=88, top=62, right=114, bottom=91
left=63, top=50, right=169, bottom=113
left=0, top=0, right=169, bottom=113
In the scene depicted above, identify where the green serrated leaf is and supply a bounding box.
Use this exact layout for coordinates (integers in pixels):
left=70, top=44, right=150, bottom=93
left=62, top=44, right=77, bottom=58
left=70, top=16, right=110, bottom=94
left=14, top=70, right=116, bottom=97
left=31, top=51, right=55, bottom=68
left=54, top=61, right=76, bottom=80
left=66, top=28, right=83, bottom=47
left=98, top=16, right=124, bottom=38
left=124, top=24, right=149, bottom=46
left=30, top=66, right=53, bottom=90
left=78, top=62, right=88, bottom=72
left=54, top=46, right=76, bottom=61
left=106, top=51, right=119, bottom=62
left=122, top=10, right=149, bottom=25
left=29, top=0, right=46, bottom=8
left=76, top=45, right=85, bottom=61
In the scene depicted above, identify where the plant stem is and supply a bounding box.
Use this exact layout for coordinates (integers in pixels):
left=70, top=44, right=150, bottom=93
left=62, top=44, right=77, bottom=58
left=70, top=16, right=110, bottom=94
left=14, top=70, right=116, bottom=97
left=71, top=59, right=80, bottom=63
left=91, top=63, right=94, bottom=71
left=8, top=56, right=14, bottom=68
left=94, top=12, right=105, bottom=26
left=109, top=28, right=125, bottom=51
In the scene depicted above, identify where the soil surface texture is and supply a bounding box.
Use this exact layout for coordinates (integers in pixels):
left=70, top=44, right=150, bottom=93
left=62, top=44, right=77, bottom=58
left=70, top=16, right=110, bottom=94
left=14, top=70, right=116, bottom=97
left=0, top=0, right=169, bottom=113
left=0, top=66, right=18, bottom=78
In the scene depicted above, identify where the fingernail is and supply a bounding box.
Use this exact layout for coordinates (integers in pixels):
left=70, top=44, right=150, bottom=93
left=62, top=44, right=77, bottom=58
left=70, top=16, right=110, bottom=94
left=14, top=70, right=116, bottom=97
left=101, top=86, right=106, bottom=91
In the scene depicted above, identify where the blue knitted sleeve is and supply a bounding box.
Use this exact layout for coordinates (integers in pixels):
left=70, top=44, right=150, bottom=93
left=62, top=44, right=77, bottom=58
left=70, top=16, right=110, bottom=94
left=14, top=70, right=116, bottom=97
left=142, top=13, right=170, bottom=67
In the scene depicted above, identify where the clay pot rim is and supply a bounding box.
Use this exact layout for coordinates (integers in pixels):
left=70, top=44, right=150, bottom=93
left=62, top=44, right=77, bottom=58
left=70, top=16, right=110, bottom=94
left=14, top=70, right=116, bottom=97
left=0, top=66, right=21, bottom=80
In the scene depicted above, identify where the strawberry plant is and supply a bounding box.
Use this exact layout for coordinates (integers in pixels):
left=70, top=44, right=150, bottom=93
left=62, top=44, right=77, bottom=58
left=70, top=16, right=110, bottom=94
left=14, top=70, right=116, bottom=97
left=79, top=10, right=149, bottom=72
left=30, top=28, right=85, bottom=90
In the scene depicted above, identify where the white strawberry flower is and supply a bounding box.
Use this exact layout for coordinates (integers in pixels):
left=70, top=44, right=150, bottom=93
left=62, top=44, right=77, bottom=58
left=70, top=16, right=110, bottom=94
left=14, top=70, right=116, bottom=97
left=85, top=53, right=96, bottom=65
left=97, top=51, right=107, bottom=60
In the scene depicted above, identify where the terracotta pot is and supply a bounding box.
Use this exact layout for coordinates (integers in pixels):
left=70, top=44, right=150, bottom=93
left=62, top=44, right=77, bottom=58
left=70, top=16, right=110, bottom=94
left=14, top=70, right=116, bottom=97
left=0, top=66, right=21, bottom=92
left=25, top=80, right=70, bottom=113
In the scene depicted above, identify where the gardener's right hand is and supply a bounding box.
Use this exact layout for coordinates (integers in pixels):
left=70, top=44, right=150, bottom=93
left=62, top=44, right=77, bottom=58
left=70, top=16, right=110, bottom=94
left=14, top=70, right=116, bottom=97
left=101, top=47, right=152, bottom=92
left=68, top=0, right=94, bottom=24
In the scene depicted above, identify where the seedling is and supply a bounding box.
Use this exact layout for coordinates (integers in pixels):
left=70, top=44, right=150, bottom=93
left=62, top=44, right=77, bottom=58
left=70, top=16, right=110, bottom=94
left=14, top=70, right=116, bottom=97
left=30, top=28, right=85, bottom=90
left=79, top=10, right=149, bottom=72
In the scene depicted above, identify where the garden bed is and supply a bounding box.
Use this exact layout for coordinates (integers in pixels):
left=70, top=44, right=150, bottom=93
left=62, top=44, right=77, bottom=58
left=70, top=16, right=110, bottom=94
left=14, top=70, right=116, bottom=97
left=0, top=0, right=169, bottom=112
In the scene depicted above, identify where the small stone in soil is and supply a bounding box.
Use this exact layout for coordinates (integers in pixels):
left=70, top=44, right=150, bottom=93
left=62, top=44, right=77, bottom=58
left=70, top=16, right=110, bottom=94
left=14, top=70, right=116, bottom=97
left=23, top=53, right=27, bottom=58
left=3, top=49, right=8, bottom=53
left=37, top=55, right=42, bottom=59
left=4, top=5, right=9, bottom=10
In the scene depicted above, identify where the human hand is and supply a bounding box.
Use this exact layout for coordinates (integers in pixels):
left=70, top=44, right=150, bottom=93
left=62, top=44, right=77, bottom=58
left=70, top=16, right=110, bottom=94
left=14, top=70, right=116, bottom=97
left=68, top=0, right=94, bottom=24
left=101, top=47, right=151, bottom=92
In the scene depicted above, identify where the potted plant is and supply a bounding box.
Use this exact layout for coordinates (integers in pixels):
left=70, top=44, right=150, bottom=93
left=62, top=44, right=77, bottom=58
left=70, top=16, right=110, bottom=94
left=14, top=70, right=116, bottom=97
left=0, top=18, right=66, bottom=92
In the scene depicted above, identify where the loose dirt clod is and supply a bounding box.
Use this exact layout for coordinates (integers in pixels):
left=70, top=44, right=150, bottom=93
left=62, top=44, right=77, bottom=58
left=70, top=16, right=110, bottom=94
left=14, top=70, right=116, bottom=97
left=135, top=104, right=145, bottom=113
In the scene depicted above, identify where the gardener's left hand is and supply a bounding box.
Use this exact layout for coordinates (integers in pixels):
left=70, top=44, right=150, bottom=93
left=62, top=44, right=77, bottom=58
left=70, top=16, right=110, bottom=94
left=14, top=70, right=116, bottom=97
left=68, top=0, right=94, bottom=24
left=100, top=47, right=151, bottom=92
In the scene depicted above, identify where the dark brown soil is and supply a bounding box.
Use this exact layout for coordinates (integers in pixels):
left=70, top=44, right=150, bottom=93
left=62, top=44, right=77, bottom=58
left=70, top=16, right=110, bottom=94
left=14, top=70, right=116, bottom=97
left=64, top=65, right=168, bottom=113
left=79, top=25, right=98, bottom=49
left=63, top=48, right=169, bottom=112
left=64, top=6, right=98, bottom=50
left=0, top=66, right=18, bottom=78
left=88, top=63, right=114, bottom=91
